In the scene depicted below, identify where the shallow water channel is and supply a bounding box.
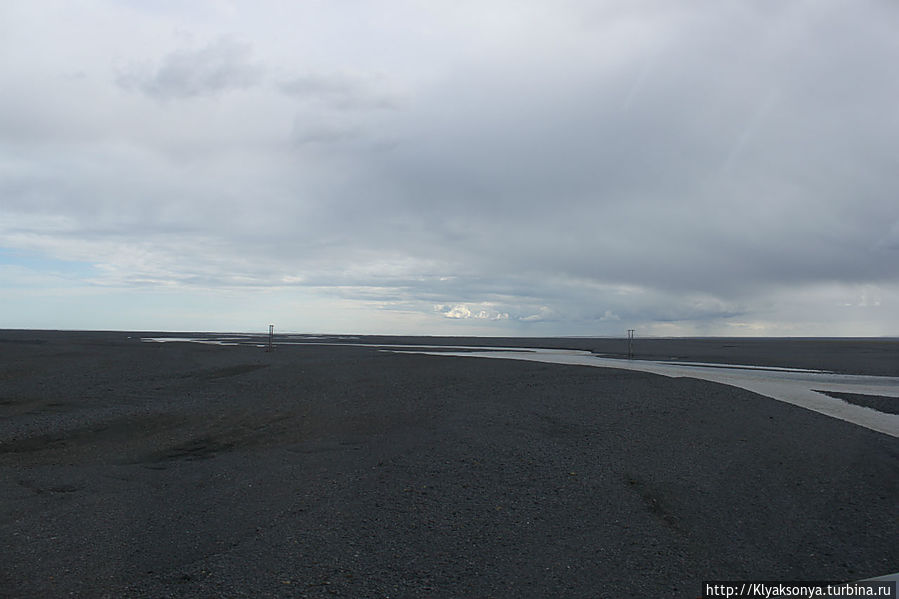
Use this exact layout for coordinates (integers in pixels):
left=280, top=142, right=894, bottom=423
left=388, top=347, right=899, bottom=438
left=141, top=337, right=899, bottom=438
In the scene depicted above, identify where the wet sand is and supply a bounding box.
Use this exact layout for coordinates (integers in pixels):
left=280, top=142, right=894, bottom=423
left=1, top=331, right=897, bottom=597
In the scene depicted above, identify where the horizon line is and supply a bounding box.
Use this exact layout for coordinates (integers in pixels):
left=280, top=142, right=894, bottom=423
left=2, top=328, right=898, bottom=341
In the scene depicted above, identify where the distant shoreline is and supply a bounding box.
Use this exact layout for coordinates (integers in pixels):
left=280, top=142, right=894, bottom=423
left=3, top=327, right=899, bottom=340
left=4, top=329, right=896, bottom=376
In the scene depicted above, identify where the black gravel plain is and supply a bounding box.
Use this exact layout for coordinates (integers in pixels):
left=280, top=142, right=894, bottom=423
left=0, top=330, right=897, bottom=598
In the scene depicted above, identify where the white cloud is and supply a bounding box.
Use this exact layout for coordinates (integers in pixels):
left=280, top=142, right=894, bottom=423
left=520, top=306, right=558, bottom=322
left=436, top=304, right=510, bottom=321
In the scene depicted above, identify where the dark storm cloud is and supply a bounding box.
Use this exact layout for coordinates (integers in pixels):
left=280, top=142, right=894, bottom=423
left=337, top=1, right=899, bottom=302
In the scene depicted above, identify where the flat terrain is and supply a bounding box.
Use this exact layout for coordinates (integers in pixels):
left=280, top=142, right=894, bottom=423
left=0, top=331, right=896, bottom=597
left=350, top=334, right=899, bottom=376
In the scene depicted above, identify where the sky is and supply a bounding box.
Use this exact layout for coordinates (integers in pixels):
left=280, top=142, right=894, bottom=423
left=2, top=0, right=898, bottom=336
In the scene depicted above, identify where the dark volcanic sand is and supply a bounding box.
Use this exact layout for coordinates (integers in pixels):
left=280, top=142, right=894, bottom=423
left=0, top=331, right=896, bottom=598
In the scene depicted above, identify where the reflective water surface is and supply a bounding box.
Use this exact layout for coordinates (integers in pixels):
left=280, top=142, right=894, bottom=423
left=390, top=347, right=899, bottom=438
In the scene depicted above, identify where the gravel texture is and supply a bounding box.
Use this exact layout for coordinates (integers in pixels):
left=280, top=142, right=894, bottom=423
left=1, top=331, right=897, bottom=598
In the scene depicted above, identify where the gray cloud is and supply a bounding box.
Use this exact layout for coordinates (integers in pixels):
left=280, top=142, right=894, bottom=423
left=117, top=37, right=263, bottom=99
left=1, top=0, right=898, bottom=335
left=279, top=73, right=401, bottom=111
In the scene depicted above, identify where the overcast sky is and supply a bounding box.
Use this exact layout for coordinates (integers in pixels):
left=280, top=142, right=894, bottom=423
left=2, top=1, right=898, bottom=336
